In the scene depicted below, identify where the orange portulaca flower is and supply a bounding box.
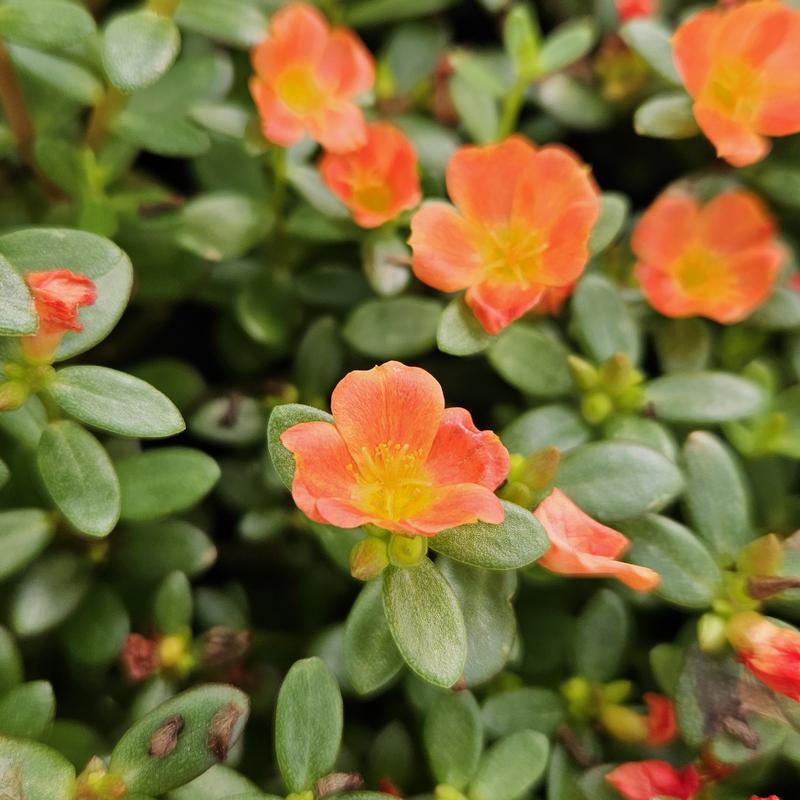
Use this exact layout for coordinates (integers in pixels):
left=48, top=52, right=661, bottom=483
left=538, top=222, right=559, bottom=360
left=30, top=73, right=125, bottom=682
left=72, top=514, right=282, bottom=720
left=644, top=693, right=677, bottom=747
left=320, top=122, right=421, bottom=228
left=249, top=3, right=374, bottom=153
left=280, top=361, right=510, bottom=537
left=632, top=189, right=784, bottom=324
left=606, top=760, right=702, bottom=800
left=534, top=489, right=660, bottom=592
left=727, top=611, right=800, bottom=701
left=23, top=269, right=96, bottom=363
left=530, top=283, right=575, bottom=316
left=409, top=135, right=600, bottom=335
left=673, top=0, right=800, bottom=167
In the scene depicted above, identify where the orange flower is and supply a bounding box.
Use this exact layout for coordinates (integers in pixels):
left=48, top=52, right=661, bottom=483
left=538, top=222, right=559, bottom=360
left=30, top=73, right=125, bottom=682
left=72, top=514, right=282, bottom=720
left=23, top=269, right=96, bottom=363
left=533, top=489, right=660, bottom=592
left=249, top=3, right=374, bottom=153
left=673, top=0, right=800, bottom=167
left=632, top=189, right=784, bottom=323
left=606, top=761, right=702, bottom=800
left=644, top=693, right=677, bottom=747
left=320, top=122, right=421, bottom=228
left=280, top=361, right=510, bottom=536
left=727, top=611, right=800, bottom=701
left=409, top=136, right=600, bottom=335
left=530, top=283, right=575, bottom=316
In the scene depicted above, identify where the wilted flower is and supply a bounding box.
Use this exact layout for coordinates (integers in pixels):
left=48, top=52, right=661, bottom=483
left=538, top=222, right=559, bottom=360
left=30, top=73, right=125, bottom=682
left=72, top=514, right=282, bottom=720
left=249, top=2, right=374, bottom=152
left=281, top=361, right=509, bottom=536
left=673, top=0, right=800, bottom=166
left=409, top=135, right=600, bottom=334
left=632, top=189, right=784, bottom=323
left=534, top=489, right=660, bottom=591
left=606, top=760, right=702, bottom=800
left=320, top=122, right=421, bottom=228
left=727, top=611, right=800, bottom=701
left=23, top=269, right=96, bottom=363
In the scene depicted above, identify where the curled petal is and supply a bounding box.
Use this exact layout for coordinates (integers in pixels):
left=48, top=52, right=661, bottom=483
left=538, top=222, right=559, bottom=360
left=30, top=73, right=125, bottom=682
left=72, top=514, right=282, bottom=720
left=403, top=483, right=505, bottom=536
left=465, top=280, right=545, bottom=335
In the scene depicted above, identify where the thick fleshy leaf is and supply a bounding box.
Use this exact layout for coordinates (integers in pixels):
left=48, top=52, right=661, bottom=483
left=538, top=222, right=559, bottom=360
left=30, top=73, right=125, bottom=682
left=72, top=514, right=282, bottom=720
left=430, top=501, right=548, bottom=570
left=556, top=441, right=684, bottom=522
left=539, top=17, right=596, bottom=74
left=0, top=229, right=133, bottom=360
left=482, top=688, right=565, bottom=738
left=0, top=737, right=75, bottom=800
left=424, top=690, right=483, bottom=790
left=0, top=509, right=54, bottom=583
left=0, top=681, right=54, bottom=738
left=438, top=295, right=493, bottom=357
left=110, top=684, right=250, bottom=796
left=175, top=0, right=267, bottom=47
left=49, top=366, right=184, bottom=439
left=343, top=579, right=403, bottom=697
left=635, top=92, right=699, bottom=139
left=37, top=421, right=121, bottom=538
left=0, top=0, right=94, bottom=50
left=621, top=515, right=722, bottom=609
left=469, top=731, right=549, bottom=800
left=589, top=192, right=629, bottom=256
left=438, top=558, right=518, bottom=686
left=275, top=658, right=343, bottom=793
left=501, top=404, right=590, bottom=455
left=0, top=255, right=35, bottom=335
left=620, top=18, right=681, bottom=84
left=645, top=372, right=765, bottom=424
left=573, top=589, right=629, bottom=682
left=382, top=559, right=467, bottom=688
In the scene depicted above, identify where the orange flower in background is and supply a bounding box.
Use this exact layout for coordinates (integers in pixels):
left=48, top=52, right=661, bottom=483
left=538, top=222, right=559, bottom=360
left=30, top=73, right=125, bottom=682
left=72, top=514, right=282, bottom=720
left=281, top=361, right=510, bottom=536
left=644, top=693, right=677, bottom=746
left=409, top=136, right=600, bottom=335
left=632, top=189, right=784, bottom=324
left=606, top=761, right=702, bottom=800
left=727, top=611, right=800, bottom=701
left=530, top=283, right=575, bottom=316
left=249, top=3, right=374, bottom=152
left=617, top=0, right=658, bottom=23
left=673, top=0, right=800, bottom=167
left=320, top=122, right=421, bottom=228
left=534, top=489, right=660, bottom=592
left=23, top=269, right=96, bottom=363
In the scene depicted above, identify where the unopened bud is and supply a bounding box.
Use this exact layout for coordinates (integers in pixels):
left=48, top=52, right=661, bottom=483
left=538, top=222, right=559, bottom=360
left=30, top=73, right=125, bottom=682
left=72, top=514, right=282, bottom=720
left=0, top=380, right=28, bottom=411
left=75, top=757, right=126, bottom=800
left=698, top=613, right=728, bottom=653
left=521, top=446, right=561, bottom=490
left=286, top=793, right=314, bottom=800
left=600, top=353, right=633, bottom=393
left=739, top=534, right=783, bottom=576
left=561, top=676, right=592, bottom=716
left=582, top=391, right=613, bottom=425
left=602, top=679, right=633, bottom=704
left=388, top=533, right=428, bottom=568
left=568, top=355, right=600, bottom=391
left=600, top=704, right=648, bottom=744
left=615, top=384, right=645, bottom=413
left=435, top=786, right=469, bottom=800
left=350, top=537, right=389, bottom=581
left=499, top=480, right=533, bottom=507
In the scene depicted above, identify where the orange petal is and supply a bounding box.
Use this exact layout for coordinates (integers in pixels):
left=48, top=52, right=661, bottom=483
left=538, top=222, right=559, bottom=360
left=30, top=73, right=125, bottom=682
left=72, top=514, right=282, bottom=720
left=716, top=1, right=792, bottom=65
left=701, top=190, right=776, bottom=254
left=331, top=361, right=444, bottom=463
left=634, top=261, right=700, bottom=320
left=644, top=693, right=677, bottom=746
left=758, top=89, right=800, bottom=136
left=631, top=190, right=698, bottom=267
left=252, top=3, right=328, bottom=76
left=280, top=420, right=358, bottom=524
left=673, top=9, right=720, bottom=97
left=318, top=28, right=375, bottom=97
left=249, top=78, right=306, bottom=147
left=694, top=104, right=771, bottom=166
left=410, top=201, right=483, bottom=292
left=465, top=280, right=545, bottom=335
left=315, top=497, right=377, bottom=529
left=446, top=136, right=537, bottom=224
left=538, top=202, right=598, bottom=287
left=425, top=407, right=510, bottom=490
left=402, top=483, right=505, bottom=536
left=307, top=101, right=367, bottom=153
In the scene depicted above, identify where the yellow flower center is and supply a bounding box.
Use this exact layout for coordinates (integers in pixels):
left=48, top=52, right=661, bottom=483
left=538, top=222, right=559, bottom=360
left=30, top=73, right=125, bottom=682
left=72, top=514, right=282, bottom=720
left=277, top=65, right=326, bottom=114
left=351, top=179, right=393, bottom=214
left=705, top=59, right=763, bottom=122
left=672, top=244, right=731, bottom=300
left=350, top=442, right=434, bottom=522
left=474, top=222, right=547, bottom=287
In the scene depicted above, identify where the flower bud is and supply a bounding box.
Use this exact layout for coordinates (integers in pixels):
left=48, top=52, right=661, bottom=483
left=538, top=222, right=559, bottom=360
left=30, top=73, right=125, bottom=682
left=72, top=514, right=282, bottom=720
left=602, top=679, right=634, bottom=704
left=561, top=676, right=593, bottom=716
left=388, top=533, right=428, bottom=568
left=75, top=757, right=126, bottom=800
left=600, top=353, right=634, bottom=393
left=698, top=613, right=728, bottom=653
left=350, top=537, right=389, bottom=581
left=568, top=355, right=600, bottom=391
left=435, top=786, right=468, bottom=800
left=0, top=380, right=28, bottom=412
left=499, top=480, right=533, bottom=508
left=600, top=703, right=648, bottom=744
left=738, top=534, right=783, bottom=577
left=286, top=793, right=314, bottom=800
left=582, top=391, right=614, bottom=425
left=521, top=446, right=561, bottom=490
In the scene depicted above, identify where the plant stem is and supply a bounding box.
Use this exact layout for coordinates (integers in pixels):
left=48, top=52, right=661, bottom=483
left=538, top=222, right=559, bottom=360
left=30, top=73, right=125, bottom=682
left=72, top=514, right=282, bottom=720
left=85, top=86, right=127, bottom=152
left=498, top=76, right=529, bottom=139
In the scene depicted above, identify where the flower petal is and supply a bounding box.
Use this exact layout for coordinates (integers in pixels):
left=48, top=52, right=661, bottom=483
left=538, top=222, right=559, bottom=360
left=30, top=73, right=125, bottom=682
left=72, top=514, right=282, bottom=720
left=318, top=28, right=375, bottom=96
left=695, top=104, right=771, bottom=167
left=331, top=361, right=444, bottom=462
left=465, top=280, right=545, bottom=335
left=631, top=190, right=698, bottom=267
left=701, top=190, right=776, bottom=254
left=402, top=483, right=505, bottom=536
left=673, top=9, right=719, bottom=97
left=425, top=407, right=510, bottom=490
left=280, top=420, right=358, bottom=523
left=410, top=201, right=483, bottom=292
left=249, top=79, right=306, bottom=147
left=307, top=101, right=367, bottom=153
left=446, top=136, right=537, bottom=224
left=252, top=2, right=328, bottom=76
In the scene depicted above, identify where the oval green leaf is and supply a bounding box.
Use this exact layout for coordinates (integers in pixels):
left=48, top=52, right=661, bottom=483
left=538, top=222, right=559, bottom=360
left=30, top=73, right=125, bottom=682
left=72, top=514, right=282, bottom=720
left=267, top=403, right=334, bottom=489
left=0, top=509, right=54, bottom=583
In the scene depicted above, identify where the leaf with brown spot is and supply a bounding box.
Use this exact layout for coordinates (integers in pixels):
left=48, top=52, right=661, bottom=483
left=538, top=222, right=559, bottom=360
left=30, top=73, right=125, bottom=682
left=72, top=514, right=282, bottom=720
left=207, top=703, right=242, bottom=762
left=148, top=715, right=184, bottom=758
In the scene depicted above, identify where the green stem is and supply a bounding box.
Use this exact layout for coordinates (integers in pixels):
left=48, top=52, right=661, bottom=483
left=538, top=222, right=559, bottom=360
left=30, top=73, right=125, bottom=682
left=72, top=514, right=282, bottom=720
left=85, top=86, right=127, bottom=152
left=498, top=76, right=529, bottom=140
